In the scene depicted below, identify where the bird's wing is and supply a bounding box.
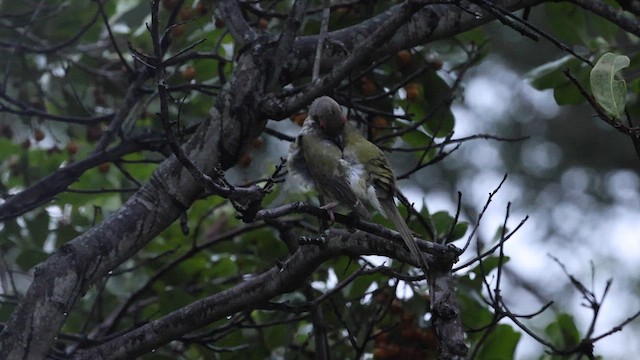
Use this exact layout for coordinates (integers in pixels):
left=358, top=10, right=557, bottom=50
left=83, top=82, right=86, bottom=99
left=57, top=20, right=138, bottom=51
left=343, top=123, right=397, bottom=200
left=287, top=134, right=312, bottom=184
left=366, top=154, right=396, bottom=199
left=315, top=175, right=370, bottom=219
left=301, top=132, right=370, bottom=219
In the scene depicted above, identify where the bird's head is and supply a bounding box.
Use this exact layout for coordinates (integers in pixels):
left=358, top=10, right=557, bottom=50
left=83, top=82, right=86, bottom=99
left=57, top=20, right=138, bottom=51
left=309, top=96, right=346, bottom=138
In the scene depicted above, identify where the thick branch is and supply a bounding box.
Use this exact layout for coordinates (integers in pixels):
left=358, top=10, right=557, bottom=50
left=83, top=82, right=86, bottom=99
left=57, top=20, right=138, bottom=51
left=0, top=108, right=226, bottom=359
left=430, top=266, right=468, bottom=358
left=282, top=0, right=545, bottom=81
left=569, top=0, right=640, bottom=37
left=263, top=0, right=429, bottom=117
left=254, top=201, right=458, bottom=259
left=0, top=28, right=272, bottom=360
left=0, top=1, right=569, bottom=358
left=73, top=229, right=431, bottom=359
left=218, top=0, right=258, bottom=47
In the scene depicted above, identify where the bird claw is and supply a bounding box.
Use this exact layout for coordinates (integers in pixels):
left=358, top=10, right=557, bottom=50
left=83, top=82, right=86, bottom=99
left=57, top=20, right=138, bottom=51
left=319, top=202, right=338, bottom=229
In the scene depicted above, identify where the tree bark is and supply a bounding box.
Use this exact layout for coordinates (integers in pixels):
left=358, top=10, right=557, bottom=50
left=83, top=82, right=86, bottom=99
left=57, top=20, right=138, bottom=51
left=72, top=229, right=421, bottom=359
left=0, top=1, right=556, bottom=358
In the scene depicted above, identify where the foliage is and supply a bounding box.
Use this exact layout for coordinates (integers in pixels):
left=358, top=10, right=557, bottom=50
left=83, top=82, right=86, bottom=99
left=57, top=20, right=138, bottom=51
left=0, top=0, right=639, bottom=359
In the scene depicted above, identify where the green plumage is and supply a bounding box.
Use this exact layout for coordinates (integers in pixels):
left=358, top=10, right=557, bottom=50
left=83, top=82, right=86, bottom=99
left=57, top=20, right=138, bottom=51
left=287, top=96, right=429, bottom=273
left=287, top=98, right=369, bottom=219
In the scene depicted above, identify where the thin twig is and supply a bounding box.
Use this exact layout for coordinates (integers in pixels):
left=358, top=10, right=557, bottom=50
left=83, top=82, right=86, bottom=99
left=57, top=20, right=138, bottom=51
left=312, top=0, right=331, bottom=82
left=96, top=0, right=133, bottom=74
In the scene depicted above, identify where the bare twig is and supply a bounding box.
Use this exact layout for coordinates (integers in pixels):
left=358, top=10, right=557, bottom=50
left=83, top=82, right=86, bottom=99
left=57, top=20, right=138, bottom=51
left=96, top=0, right=133, bottom=75
left=268, top=0, right=309, bottom=90
left=458, top=174, right=508, bottom=255
left=312, top=0, right=331, bottom=82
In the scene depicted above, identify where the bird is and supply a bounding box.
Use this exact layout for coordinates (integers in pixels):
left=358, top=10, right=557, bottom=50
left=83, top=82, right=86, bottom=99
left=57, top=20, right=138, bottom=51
left=288, top=96, right=429, bottom=273
left=287, top=96, right=370, bottom=220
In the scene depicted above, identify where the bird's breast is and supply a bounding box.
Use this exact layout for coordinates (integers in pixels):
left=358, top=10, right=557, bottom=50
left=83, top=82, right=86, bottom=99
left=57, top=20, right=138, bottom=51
left=339, top=159, right=383, bottom=213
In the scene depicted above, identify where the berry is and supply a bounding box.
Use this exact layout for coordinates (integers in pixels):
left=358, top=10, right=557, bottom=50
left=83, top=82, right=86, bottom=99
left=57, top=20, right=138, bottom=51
left=396, top=50, right=413, bottom=70
left=34, top=129, right=45, bottom=142
left=171, top=24, right=186, bottom=37
left=86, top=124, right=102, bottom=143
left=182, top=65, right=197, bottom=81
left=290, top=113, right=306, bottom=126
left=162, top=0, right=178, bottom=10
left=361, top=76, right=378, bottom=96
left=179, top=7, right=193, bottom=21
left=93, top=87, right=106, bottom=106
left=372, top=116, right=389, bottom=129
left=258, top=18, right=269, bottom=30
left=371, top=116, right=390, bottom=138
left=405, top=83, right=421, bottom=102
left=98, top=163, right=111, bottom=173
left=196, top=1, right=208, bottom=15
left=67, top=141, right=79, bottom=155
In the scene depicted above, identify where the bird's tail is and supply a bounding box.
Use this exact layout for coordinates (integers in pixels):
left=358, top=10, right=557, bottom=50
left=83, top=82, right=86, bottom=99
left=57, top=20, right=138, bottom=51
left=380, top=199, right=430, bottom=274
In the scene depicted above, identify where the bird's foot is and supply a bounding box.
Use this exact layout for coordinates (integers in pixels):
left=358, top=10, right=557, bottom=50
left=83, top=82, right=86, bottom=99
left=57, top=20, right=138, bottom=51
left=319, top=202, right=338, bottom=229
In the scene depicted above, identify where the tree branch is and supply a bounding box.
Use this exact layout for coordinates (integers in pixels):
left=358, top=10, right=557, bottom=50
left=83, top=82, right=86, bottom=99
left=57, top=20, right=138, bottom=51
left=0, top=91, right=230, bottom=360
left=218, top=0, right=258, bottom=48
left=0, top=135, right=164, bottom=221
left=73, top=228, right=438, bottom=359
left=282, top=0, right=545, bottom=81
left=568, top=0, right=640, bottom=37
left=268, top=0, right=309, bottom=90
left=262, top=0, right=431, bottom=117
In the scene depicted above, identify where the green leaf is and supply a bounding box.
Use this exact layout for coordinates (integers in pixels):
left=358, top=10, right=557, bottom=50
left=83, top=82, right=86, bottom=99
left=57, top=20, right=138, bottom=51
left=450, top=222, right=469, bottom=241
left=158, top=288, right=195, bottom=314
left=27, top=211, right=50, bottom=248
left=401, top=129, right=432, bottom=148
left=590, top=52, right=630, bottom=118
left=544, top=4, right=587, bottom=45
left=528, top=56, right=574, bottom=90
left=0, top=302, right=16, bottom=322
left=432, top=211, right=467, bottom=240
left=477, top=324, right=521, bottom=360
left=431, top=211, right=453, bottom=235
left=457, top=291, right=494, bottom=329
left=263, top=324, right=287, bottom=349
left=421, top=71, right=455, bottom=137
left=15, top=249, right=48, bottom=270
left=208, top=256, right=239, bottom=279
left=544, top=313, right=581, bottom=349
left=553, top=80, right=585, bottom=105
